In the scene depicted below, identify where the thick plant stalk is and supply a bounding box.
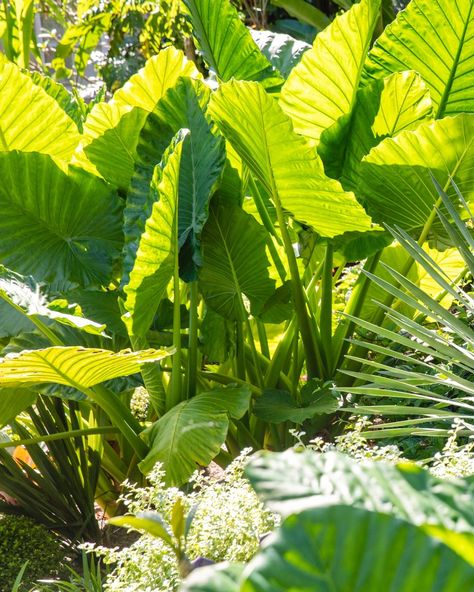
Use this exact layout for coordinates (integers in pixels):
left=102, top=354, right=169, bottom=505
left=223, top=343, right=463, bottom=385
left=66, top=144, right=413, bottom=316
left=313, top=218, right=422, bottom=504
left=186, top=281, right=199, bottom=398
left=169, top=258, right=183, bottom=409
left=320, top=243, right=334, bottom=377
left=273, top=198, right=319, bottom=378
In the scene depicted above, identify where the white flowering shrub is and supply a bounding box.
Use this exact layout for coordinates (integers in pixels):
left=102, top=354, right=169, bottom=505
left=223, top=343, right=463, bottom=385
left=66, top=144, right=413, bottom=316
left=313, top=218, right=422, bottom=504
left=88, top=451, right=276, bottom=591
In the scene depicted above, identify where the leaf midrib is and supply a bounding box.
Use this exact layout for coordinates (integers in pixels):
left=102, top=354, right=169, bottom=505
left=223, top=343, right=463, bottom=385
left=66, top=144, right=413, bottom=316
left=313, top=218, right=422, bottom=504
left=436, top=1, right=473, bottom=118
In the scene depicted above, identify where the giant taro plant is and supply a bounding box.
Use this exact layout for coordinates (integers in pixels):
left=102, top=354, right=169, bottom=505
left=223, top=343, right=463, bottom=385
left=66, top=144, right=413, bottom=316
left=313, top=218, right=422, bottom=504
left=0, top=0, right=472, bottom=536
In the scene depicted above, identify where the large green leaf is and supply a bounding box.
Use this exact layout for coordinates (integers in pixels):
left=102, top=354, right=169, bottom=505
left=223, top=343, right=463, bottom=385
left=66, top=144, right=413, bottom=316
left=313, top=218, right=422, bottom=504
left=363, top=0, right=474, bottom=118
left=112, top=47, right=202, bottom=111
left=0, top=388, right=37, bottom=428
left=358, top=114, right=474, bottom=232
left=153, top=78, right=226, bottom=282
left=0, top=346, right=172, bottom=390
left=183, top=0, right=282, bottom=90
left=122, top=78, right=225, bottom=286
left=0, top=266, right=106, bottom=335
left=140, top=385, right=251, bottom=484
left=73, top=48, right=201, bottom=190
left=27, top=71, right=85, bottom=132
left=0, top=61, right=80, bottom=161
left=0, top=151, right=122, bottom=286
left=199, top=199, right=275, bottom=321
left=245, top=451, right=474, bottom=532
left=279, top=0, right=381, bottom=176
left=254, top=386, right=339, bottom=424
left=342, top=70, right=433, bottom=190
left=209, top=81, right=373, bottom=238
left=74, top=103, right=147, bottom=192
left=123, top=132, right=186, bottom=338
left=243, top=505, right=474, bottom=591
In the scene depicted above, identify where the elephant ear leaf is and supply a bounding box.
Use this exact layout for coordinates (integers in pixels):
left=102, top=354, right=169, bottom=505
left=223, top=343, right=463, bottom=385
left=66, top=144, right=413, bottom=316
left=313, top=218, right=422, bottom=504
left=0, top=151, right=122, bottom=287
left=122, top=131, right=187, bottom=339
left=112, top=46, right=202, bottom=111
left=342, top=70, right=433, bottom=191
left=209, top=80, right=373, bottom=238
left=243, top=505, right=474, bottom=591
left=122, top=78, right=225, bottom=288
left=358, top=114, right=474, bottom=233
left=0, top=62, right=80, bottom=161
left=0, top=347, right=172, bottom=390
left=140, top=385, right=251, bottom=485
left=199, top=199, right=276, bottom=322
left=73, top=48, right=201, bottom=190
left=363, top=0, right=474, bottom=118
left=279, top=0, right=382, bottom=177
left=153, top=78, right=226, bottom=282
left=183, top=0, right=282, bottom=90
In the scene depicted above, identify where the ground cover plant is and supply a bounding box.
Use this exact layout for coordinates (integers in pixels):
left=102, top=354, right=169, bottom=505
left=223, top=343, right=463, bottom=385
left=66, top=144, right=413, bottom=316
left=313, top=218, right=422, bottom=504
left=0, top=0, right=473, bottom=589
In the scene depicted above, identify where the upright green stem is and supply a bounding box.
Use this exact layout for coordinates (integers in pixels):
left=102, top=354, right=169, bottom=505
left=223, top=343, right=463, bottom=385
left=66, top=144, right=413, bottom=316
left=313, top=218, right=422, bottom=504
left=256, top=319, right=270, bottom=358
left=244, top=317, right=264, bottom=388
left=169, top=261, right=182, bottom=409
left=235, top=321, right=246, bottom=380
left=186, top=282, right=199, bottom=398
left=248, top=175, right=287, bottom=283
left=320, top=243, right=333, bottom=376
left=274, top=201, right=319, bottom=378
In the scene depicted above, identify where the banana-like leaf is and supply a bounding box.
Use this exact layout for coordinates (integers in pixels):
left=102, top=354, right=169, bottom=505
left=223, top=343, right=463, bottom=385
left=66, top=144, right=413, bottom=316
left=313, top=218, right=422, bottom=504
left=0, top=346, right=172, bottom=390
left=0, top=151, right=122, bottom=286
left=183, top=0, right=282, bottom=90
left=123, top=132, right=186, bottom=338
left=209, top=81, right=373, bottom=238
left=0, top=388, right=37, bottom=428
left=0, top=266, right=106, bottom=335
left=73, top=48, right=200, bottom=190
left=363, top=0, right=474, bottom=118
left=243, top=505, right=474, bottom=591
left=279, top=0, right=381, bottom=176
left=140, top=385, right=251, bottom=484
left=245, top=451, right=474, bottom=532
left=199, top=199, right=275, bottom=321
left=249, top=29, right=310, bottom=78
left=0, top=62, right=80, bottom=161
left=359, top=114, right=474, bottom=232
left=342, top=70, right=433, bottom=190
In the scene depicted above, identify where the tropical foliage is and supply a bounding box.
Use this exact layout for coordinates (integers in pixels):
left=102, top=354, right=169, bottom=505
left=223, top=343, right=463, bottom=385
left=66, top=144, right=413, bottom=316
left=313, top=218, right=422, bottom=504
left=0, top=0, right=472, bottom=588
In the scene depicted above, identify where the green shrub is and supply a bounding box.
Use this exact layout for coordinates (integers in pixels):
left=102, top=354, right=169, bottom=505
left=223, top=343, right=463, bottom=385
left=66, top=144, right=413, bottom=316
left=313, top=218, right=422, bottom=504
left=0, top=514, right=63, bottom=590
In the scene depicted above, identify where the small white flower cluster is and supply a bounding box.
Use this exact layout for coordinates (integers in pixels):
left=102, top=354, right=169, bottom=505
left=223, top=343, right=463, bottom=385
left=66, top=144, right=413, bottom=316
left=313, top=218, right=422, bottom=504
left=430, top=419, right=474, bottom=480
left=292, top=417, right=474, bottom=479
